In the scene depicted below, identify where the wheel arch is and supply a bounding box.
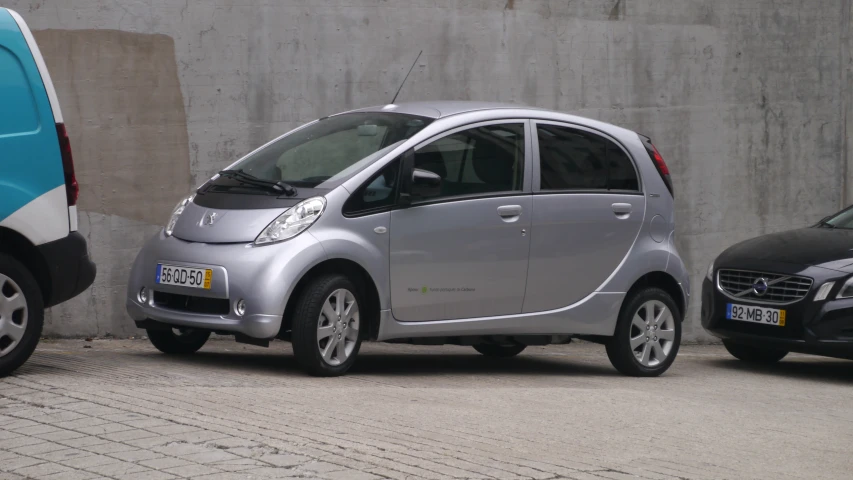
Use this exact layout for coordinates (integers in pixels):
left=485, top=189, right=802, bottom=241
left=0, top=227, right=51, bottom=304
left=624, top=271, right=685, bottom=320
left=280, top=258, right=382, bottom=340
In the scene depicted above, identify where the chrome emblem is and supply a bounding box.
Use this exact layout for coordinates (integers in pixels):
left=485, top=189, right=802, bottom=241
left=201, top=211, right=218, bottom=226
left=752, top=278, right=769, bottom=296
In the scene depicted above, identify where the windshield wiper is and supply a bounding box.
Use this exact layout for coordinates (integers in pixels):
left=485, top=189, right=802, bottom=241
left=218, top=169, right=297, bottom=196
left=817, top=220, right=836, bottom=229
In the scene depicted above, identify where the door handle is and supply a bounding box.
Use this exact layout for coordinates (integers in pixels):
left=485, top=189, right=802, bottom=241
left=497, top=205, right=523, bottom=218
left=612, top=203, right=632, bottom=218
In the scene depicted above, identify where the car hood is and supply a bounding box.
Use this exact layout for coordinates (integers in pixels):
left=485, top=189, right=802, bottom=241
left=170, top=201, right=293, bottom=243
left=720, top=227, right=853, bottom=272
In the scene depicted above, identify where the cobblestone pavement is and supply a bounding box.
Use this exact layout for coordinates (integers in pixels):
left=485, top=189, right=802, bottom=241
left=1, top=340, right=851, bottom=480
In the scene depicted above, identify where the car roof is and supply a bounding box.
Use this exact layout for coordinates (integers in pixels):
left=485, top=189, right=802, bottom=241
left=347, top=101, right=547, bottom=119
left=343, top=101, right=639, bottom=139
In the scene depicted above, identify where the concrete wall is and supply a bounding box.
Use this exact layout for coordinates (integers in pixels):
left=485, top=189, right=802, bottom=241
left=8, top=0, right=851, bottom=341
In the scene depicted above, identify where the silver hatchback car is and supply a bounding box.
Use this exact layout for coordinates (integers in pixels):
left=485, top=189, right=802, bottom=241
left=126, top=102, right=690, bottom=377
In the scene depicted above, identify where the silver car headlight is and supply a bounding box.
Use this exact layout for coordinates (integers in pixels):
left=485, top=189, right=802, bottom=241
left=706, top=259, right=715, bottom=281
left=836, top=277, right=853, bottom=299
left=255, top=197, right=326, bottom=246
left=164, top=194, right=195, bottom=237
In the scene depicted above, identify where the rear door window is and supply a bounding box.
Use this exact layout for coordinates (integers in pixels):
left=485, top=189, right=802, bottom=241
left=536, top=124, right=639, bottom=192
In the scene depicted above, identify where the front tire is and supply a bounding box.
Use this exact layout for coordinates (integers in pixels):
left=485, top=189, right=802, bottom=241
left=723, top=340, right=788, bottom=364
left=0, top=254, right=44, bottom=378
left=606, top=287, right=682, bottom=377
left=291, top=274, right=363, bottom=377
left=147, top=327, right=210, bottom=354
left=473, top=344, right=526, bottom=357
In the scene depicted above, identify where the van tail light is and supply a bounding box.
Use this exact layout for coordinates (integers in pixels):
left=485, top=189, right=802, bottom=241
left=639, top=134, right=673, bottom=197
left=56, top=123, right=78, bottom=206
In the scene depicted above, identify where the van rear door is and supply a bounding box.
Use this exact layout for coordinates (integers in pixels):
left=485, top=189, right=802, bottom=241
left=0, top=8, right=75, bottom=246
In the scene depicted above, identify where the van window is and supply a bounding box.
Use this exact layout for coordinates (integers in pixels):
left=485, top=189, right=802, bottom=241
left=537, top=124, right=639, bottom=192
left=412, top=123, right=524, bottom=201
left=0, top=48, right=38, bottom=135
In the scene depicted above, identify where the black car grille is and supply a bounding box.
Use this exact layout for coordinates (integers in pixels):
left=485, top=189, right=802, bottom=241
left=153, top=291, right=230, bottom=315
left=717, top=269, right=813, bottom=304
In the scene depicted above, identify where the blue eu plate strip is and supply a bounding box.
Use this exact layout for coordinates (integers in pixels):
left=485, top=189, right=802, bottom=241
left=155, top=264, right=162, bottom=283
left=725, top=303, right=732, bottom=319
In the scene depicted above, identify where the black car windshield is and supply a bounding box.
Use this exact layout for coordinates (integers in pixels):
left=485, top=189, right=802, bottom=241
left=822, top=207, right=853, bottom=229
left=231, top=112, right=432, bottom=188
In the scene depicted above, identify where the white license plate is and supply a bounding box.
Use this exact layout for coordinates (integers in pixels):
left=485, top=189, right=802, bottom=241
left=726, top=303, right=786, bottom=327
left=156, top=264, right=212, bottom=289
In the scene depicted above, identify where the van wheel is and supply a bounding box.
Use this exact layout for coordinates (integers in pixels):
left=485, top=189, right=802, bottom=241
left=606, top=287, right=681, bottom=377
left=473, top=344, right=526, bottom=357
left=723, top=340, right=787, bottom=363
left=291, top=274, right=363, bottom=377
left=0, top=254, right=44, bottom=378
left=146, top=327, right=210, bottom=354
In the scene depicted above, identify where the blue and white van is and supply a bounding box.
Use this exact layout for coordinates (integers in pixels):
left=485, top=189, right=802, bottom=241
left=0, top=8, right=96, bottom=376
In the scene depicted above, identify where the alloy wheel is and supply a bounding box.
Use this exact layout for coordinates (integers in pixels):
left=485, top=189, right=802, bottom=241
left=316, top=289, right=359, bottom=366
left=630, top=300, right=675, bottom=367
left=0, top=274, right=28, bottom=358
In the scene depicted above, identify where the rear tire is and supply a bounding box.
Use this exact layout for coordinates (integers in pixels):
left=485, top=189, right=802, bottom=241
left=0, top=254, right=44, bottom=378
left=147, top=327, right=210, bottom=354
left=723, top=340, right=788, bottom=363
left=473, top=344, right=526, bottom=357
left=291, top=274, right=363, bottom=377
left=606, top=287, right=682, bottom=377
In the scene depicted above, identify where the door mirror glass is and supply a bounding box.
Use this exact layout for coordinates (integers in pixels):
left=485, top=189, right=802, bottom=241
left=410, top=168, right=442, bottom=199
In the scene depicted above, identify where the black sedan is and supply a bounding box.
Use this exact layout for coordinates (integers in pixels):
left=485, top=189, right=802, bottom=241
left=702, top=207, right=853, bottom=363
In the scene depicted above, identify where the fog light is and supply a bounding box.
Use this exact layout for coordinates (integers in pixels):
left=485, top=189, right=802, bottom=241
left=138, top=287, right=148, bottom=303
left=815, top=282, right=835, bottom=301
left=235, top=299, right=246, bottom=316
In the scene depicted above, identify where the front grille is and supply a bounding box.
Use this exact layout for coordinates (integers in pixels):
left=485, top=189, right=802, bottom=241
left=153, top=291, right=230, bottom=315
left=718, top=269, right=813, bottom=304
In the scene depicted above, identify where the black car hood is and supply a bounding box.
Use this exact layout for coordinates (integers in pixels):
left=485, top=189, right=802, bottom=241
left=721, top=227, right=853, bottom=272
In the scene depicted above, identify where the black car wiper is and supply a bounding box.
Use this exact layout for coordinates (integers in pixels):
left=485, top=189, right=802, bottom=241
left=817, top=220, right=836, bottom=229
left=218, top=169, right=297, bottom=196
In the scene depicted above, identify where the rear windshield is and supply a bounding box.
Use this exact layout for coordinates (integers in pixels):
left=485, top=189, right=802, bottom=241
left=232, top=112, right=432, bottom=188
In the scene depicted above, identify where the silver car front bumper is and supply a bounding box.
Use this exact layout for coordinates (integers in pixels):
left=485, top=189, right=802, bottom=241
left=126, top=230, right=326, bottom=339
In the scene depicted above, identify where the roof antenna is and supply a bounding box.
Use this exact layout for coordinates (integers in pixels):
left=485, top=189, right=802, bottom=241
left=390, top=50, right=422, bottom=104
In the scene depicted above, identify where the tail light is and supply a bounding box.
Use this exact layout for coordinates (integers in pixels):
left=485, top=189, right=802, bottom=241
left=639, top=134, right=673, bottom=197
left=56, top=123, right=78, bottom=206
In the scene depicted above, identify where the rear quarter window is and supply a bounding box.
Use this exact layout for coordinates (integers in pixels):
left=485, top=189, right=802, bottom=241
left=0, top=46, right=39, bottom=136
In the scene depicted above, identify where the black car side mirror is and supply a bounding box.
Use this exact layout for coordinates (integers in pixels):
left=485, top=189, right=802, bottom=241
left=410, top=168, right=441, bottom=199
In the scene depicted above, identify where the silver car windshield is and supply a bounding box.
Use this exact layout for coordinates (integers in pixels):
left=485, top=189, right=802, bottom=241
left=232, top=112, right=432, bottom=188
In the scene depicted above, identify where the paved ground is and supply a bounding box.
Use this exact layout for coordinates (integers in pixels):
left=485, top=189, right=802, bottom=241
left=1, top=340, right=851, bottom=480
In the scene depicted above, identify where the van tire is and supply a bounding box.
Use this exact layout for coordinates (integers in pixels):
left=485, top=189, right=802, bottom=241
left=473, top=344, right=526, bottom=357
left=606, top=287, right=681, bottom=377
left=0, top=254, right=44, bottom=378
left=291, top=274, right=363, bottom=377
left=147, top=328, right=210, bottom=354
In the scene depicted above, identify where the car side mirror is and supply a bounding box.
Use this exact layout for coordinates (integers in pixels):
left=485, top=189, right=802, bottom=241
left=410, top=168, right=441, bottom=200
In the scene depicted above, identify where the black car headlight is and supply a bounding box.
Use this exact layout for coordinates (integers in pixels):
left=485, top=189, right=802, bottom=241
left=836, top=278, right=853, bottom=299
